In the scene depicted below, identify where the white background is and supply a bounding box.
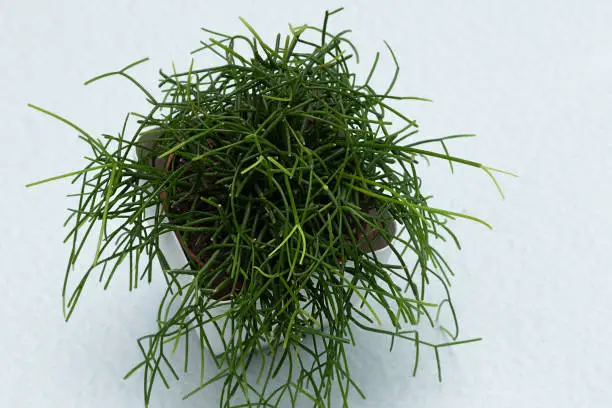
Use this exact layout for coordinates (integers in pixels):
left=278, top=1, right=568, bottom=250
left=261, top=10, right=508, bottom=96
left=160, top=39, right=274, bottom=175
left=2, top=1, right=611, bottom=407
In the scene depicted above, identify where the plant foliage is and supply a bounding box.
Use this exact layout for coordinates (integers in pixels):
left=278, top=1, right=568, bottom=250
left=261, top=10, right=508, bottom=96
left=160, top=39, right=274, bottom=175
left=28, top=8, right=509, bottom=408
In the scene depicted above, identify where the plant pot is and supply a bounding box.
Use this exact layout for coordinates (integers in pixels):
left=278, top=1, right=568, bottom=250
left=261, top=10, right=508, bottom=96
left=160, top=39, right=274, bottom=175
left=134, top=132, right=397, bottom=354
left=150, top=213, right=396, bottom=354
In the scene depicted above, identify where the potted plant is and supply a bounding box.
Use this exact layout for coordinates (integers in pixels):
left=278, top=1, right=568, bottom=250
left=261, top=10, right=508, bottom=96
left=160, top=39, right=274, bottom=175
left=27, top=8, right=510, bottom=408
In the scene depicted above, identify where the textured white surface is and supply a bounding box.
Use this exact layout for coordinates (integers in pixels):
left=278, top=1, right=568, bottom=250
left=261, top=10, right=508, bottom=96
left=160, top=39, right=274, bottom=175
left=2, top=0, right=612, bottom=407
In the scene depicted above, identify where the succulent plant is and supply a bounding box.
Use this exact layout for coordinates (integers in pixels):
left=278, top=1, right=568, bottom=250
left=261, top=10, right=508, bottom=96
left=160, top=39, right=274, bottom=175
left=28, top=8, right=509, bottom=408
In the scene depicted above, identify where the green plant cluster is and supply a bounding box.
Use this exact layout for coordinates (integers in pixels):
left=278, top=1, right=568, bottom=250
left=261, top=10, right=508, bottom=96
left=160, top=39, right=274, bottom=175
left=28, top=8, right=508, bottom=408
